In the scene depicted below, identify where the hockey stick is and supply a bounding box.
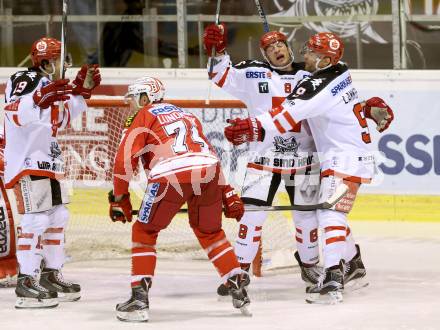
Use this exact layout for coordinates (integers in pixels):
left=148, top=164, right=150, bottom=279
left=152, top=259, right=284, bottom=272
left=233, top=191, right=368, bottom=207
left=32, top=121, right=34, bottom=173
left=254, top=0, right=270, bottom=33
left=59, top=0, right=68, bottom=112
left=130, top=183, right=348, bottom=216
left=205, top=0, right=222, bottom=105
left=60, top=0, right=68, bottom=80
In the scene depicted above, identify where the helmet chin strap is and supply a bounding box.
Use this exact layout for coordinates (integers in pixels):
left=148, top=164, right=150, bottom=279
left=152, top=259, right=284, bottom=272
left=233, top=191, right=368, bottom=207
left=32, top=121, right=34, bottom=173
left=39, top=62, right=56, bottom=80
left=312, top=56, right=332, bottom=74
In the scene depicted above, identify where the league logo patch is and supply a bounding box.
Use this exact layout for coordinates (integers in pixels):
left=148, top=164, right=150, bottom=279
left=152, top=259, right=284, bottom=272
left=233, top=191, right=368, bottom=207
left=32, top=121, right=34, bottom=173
left=258, top=82, right=269, bottom=93
left=273, top=136, right=299, bottom=156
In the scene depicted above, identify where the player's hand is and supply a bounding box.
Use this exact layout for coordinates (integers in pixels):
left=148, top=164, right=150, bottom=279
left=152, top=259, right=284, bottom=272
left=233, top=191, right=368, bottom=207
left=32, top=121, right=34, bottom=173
left=108, top=190, right=133, bottom=223
left=32, top=79, right=72, bottom=109
left=222, top=185, right=244, bottom=221
left=203, top=23, right=227, bottom=56
left=363, top=97, right=394, bottom=132
left=72, top=64, right=102, bottom=99
left=224, top=117, right=264, bottom=145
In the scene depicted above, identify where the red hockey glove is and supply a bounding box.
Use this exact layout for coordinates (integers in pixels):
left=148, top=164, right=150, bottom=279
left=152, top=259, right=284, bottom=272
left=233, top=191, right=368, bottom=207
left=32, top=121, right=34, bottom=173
left=72, top=64, right=102, bottom=99
left=224, top=117, right=264, bottom=145
left=222, top=185, right=244, bottom=221
left=108, top=190, right=133, bottom=223
left=203, top=23, right=227, bottom=56
left=363, top=97, right=394, bottom=132
left=32, top=79, right=72, bottom=109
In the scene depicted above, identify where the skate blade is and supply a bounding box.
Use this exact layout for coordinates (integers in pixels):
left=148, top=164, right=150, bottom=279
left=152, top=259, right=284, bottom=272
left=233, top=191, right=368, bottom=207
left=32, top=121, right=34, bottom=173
left=345, top=278, right=369, bottom=293
left=305, top=291, right=343, bottom=305
left=239, top=304, right=252, bottom=317
left=58, top=292, right=81, bottom=302
left=116, top=310, right=149, bottom=322
left=15, top=297, right=59, bottom=309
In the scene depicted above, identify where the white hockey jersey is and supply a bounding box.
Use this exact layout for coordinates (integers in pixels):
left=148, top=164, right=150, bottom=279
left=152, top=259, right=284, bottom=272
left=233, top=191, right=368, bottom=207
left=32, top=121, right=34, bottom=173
left=258, top=63, right=376, bottom=182
left=209, top=54, right=318, bottom=173
left=3, top=69, right=87, bottom=188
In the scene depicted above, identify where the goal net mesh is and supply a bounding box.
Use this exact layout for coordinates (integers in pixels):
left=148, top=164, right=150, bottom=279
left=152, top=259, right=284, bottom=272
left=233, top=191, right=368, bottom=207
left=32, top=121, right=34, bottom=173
left=59, top=99, right=297, bottom=270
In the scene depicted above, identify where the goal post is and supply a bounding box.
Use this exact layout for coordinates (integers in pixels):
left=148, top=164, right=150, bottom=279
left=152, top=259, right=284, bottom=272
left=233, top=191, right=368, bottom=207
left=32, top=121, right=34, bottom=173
left=61, top=98, right=297, bottom=274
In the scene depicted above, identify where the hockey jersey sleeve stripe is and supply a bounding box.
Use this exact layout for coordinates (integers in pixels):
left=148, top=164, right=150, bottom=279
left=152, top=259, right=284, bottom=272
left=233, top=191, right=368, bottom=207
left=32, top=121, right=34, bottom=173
left=215, top=66, right=230, bottom=88
left=4, top=100, right=20, bottom=112
left=12, top=115, right=22, bottom=127
left=321, top=169, right=372, bottom=184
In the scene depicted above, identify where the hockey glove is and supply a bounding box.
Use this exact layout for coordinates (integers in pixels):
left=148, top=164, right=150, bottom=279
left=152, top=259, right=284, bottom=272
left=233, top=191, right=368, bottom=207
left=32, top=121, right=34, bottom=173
left=72, top=64, right=102, bottom=99
left=222, top=185, right=244, bottom=221
left=203, top=23, right=227, bottom=56
left=108, top=190, right=133, bottom=223
left=363, top=97, right=394, bottom=132
left=224, top=118, right=265, bottom=146
left=32, top=79, right=72, bottom=109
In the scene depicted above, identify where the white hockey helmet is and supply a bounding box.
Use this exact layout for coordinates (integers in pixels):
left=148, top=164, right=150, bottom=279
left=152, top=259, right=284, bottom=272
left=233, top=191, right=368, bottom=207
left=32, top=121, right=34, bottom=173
left=125, top=76, right=165, bottom=108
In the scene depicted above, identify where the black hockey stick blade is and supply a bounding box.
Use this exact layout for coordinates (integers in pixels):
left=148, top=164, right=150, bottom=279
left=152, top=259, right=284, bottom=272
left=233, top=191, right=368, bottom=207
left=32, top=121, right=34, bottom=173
left=129, top=184, right=349, bottom=216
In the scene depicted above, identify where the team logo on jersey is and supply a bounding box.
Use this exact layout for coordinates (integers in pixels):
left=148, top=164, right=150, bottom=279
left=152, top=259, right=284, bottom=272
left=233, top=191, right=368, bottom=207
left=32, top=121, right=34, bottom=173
left=310, top=78, right=324, bottom=90
left=24, top=157, right=32, bottom=168
left=273, top=136, right=299, bottom=156
left=48, top=142, right=62, bottom=160
left=258, top=82, right=269, bottom=93
left=138, top=183, right=160, bottom=224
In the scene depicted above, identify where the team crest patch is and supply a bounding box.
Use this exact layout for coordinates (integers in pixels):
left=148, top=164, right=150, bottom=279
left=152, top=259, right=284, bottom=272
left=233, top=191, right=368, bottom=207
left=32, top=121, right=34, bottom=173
left=48, top=142, right=62, bottom=160
left=36, top=41, right=47, bottom=52
left=273, top=136, right=299, bottom=156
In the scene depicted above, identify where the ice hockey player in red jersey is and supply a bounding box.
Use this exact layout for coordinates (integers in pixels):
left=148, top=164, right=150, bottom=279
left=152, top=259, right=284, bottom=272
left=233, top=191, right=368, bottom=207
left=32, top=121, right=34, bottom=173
left=0, top=135, right=17, bottom=288
left=224, top=32, right=394, bottom=304
left=109, top=76, right=250, bottom=322
left=4, top=37, right=101, bottom=308
left=204, top=24, right=393, bottom=295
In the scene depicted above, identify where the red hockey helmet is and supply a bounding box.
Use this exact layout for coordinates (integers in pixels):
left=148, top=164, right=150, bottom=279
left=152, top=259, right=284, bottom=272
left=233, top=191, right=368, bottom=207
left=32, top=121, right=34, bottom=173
left=30, top=37, right=62, bottom=68
left=304, top=32, right=344, bottom=65
left=259, top=31, right=294, bottom=69
left=259, top=31, right=288, bottom=50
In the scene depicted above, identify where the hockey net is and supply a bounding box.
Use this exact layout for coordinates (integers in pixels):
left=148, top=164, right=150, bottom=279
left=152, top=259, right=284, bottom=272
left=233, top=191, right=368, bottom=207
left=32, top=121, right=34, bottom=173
left=60, top=99, right=297, bottom=272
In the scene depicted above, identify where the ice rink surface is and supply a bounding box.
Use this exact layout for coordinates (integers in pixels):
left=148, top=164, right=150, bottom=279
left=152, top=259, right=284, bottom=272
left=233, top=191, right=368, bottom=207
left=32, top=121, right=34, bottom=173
left=2, top=220, right=440, bottom=330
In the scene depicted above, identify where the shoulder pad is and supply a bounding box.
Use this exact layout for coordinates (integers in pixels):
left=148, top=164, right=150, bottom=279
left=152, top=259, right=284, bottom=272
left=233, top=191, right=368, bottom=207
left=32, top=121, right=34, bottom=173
left=8, top=70, right=43, bottom=99
left=286, top=65, right=345, bottom=101
left=233, top=60, right=271, bottom=70
left=124, top=111, right=139, bottom=128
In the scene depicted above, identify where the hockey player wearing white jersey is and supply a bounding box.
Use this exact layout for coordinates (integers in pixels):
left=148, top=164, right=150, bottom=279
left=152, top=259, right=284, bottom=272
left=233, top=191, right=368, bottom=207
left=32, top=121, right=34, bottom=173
left=204, top=24, right=323, bottom=293
left=204, top=25, right=393, bottom=296
left=4, top=37, right=101, bottom=308
left=224, top=32, right=394, bottom=304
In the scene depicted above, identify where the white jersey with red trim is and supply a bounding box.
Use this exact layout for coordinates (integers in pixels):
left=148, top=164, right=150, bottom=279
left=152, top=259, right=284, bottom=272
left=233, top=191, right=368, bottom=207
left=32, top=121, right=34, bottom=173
left=3, top=69, right=87, bottom=188
left=209, top=54, right=318, bottom=173
left=258, top=63, right=376, bottom=182
left=113, top=102, right=220, bottom=196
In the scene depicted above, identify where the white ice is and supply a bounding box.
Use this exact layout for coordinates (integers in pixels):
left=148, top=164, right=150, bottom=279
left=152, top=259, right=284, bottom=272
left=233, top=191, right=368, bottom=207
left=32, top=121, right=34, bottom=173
left=2, top=220, right=440, bottom=330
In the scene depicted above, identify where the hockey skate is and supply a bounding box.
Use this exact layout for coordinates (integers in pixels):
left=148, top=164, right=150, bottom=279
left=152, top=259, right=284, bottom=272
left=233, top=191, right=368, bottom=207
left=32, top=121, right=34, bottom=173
left=116, top=278, right=151, bottom=322
left=40, top=268, right=81, bottom=302
left=227, top=274, right=252, bottom=316
left=344, top=244, right=368, bottom=292
left=15, top=274, right=58, bottom=309
left=305, top=262, right=344, bottom=305
left=294, top=251, right=323, bottom=285
left=217, top=264, right=250, bottom=297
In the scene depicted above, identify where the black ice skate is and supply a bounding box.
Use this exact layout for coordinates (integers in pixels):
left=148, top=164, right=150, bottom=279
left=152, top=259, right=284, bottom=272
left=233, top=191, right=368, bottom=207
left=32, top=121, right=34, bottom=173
left=40, top=268, right=81, bottom=302
left=294, top=251, right=323, bottom=285
left=217, top=263, right=250, bottom=297
left=305, top=261, right=344, bottom=305
left=15, top=274, right=58, bottom=309
left=344, top=244, right=368, bottom=291
left=227, top=274, right=252, bottom=316
left=116, top=278, right=151, bottom=322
